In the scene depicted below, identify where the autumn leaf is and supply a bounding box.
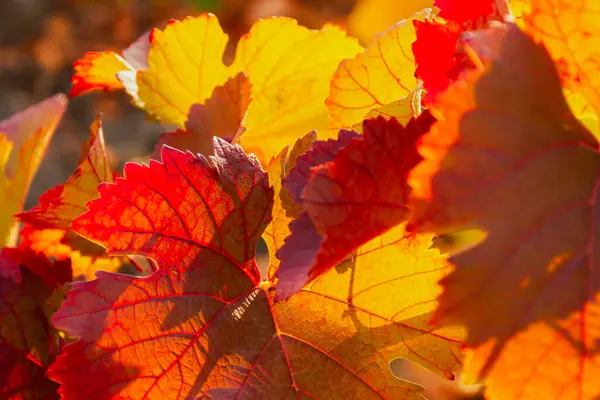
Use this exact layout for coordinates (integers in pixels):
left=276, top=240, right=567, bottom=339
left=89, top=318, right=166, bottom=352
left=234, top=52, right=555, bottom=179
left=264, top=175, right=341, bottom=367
left=17, top=117, right=137, bottom=281
left=0, top=344, right=59, bottom=400
left=48, top=139, right=463, bottom=399
left=524, top=0, right=600, bottom=116
left=412, top=19, right=461, bottom=97
left=434, top=0, right=494, bottom=23
left=408, top=23, right=600, bottom=398
left=232, top=18, right=361, bottom=163
left=69, top=31, right=150, bottom=97
left=0, top=94, right=68, bottom=247
left=276, top=114, right=435, bottom=299
left=346, top=0, right=433, bottom=43
left=0, top=249, right=70, bottom=366
left=326, top=11, right=428, bottom=131
left=262, top=132, right=315, bottom=281
left=153, top=72, right=251, bottom=159
left=131, top=14, right=360, bottom=164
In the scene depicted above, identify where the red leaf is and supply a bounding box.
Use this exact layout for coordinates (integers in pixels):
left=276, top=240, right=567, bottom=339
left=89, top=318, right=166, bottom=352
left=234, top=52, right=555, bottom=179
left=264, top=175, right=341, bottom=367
left=412, top=20, right=460, bottom=97
left=0, top=345, right=59, bottom=400
left=434, top=0, right=495, bottom=23
left=276, top=114, right=435, bottom=299
left=72, top=138, right=273, bottom=287
left=0, top=248, right=72, bottom=291
left=283, top=130, right=359, bottom=203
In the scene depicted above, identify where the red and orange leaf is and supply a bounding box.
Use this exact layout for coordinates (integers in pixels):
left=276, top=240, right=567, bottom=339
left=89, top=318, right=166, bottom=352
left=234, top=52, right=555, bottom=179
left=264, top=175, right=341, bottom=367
left=0, top=94, right=68, bottom=247
left=17, top=117, right=132, bottom=280
left=408, top=24, right=600, bottom=398
left=69, top=32, right=150, bottom=98
left=69, top=52, right=130, bottom=98
left=524, top=0, right=600, bottom=116
left=48, top=139, right=463, bottom=399
left=277, top=114, right=435, bottom=299
left=326, top=13, right=426, bottom=131
left=153, top=72, right=251, bottom=159
left=0, top=344, right=59, bottom=400
left=434, top=0, right=494, bottom=23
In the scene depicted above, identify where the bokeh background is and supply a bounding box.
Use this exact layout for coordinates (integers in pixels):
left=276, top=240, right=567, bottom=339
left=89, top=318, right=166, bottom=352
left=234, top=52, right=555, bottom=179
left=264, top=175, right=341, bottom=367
left=0, top=0, right=430, bottom=208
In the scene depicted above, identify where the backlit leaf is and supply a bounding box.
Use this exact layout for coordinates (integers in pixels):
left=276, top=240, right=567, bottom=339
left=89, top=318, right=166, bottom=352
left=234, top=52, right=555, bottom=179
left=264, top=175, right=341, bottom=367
left=17, top=117, right=138, bottom=280
left=277, top=114, right=435, bottom=299
left=233, top=19, right=362, bottom=163
left=434, top=0, right=494, bottom=23
left=0, top=94, right=68, bottom=247
left=408, top=24, right=600, bottom=398
left=153, top=72, right=250, bottom=159
left=0, top=344, right=59, bottom=400
left=69, top=32, right=150, bottom=98
left=525, top=0, right=600, bottom=116
left=262, top=132, right=315, bottom=281
left=326, top=14, right=424, bottom=131
left=136, top=14, right=231, bottom=125
left=134, top=14, right=360, bottom=164
left=346, top=0, right=433, bottom=43
left=48, top=139, right=463, bottom=399
left=0, top=250, right=70, bottom=366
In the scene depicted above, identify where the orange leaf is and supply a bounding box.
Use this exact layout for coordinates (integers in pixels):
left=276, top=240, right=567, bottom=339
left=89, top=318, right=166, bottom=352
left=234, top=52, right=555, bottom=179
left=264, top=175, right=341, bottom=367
left=408, top=24, right=600, bottom=398
left=326, top=12, right=428, bottom=131
left=69, top=32, right=150, bottom=98
left=18, top=117, right=145, bottom=280
left=48, top=139, right=463, bottom=399
left=525, top=0, right=600, bottom=116
left=0, top=94, right=68, bottom=247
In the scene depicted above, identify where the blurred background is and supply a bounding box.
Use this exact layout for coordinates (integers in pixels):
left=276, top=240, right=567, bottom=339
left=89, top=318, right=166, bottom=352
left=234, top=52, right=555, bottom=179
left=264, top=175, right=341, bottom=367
left=0, top=0, right=430, bottom=208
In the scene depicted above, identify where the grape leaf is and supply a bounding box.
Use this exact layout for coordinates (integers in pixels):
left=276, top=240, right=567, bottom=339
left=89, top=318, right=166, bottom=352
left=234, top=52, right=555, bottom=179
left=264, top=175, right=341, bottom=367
left=153, top=73, right=251, bottom=159
left=434, top=0, right=494, bottom=23
left=262, top=132, right=315, bottom=281
left=346, top=0, right=433, bottom=43
left=0, top=250, right=70, bottom=366
left=133, top=14, right=360, bottom=163
left=525, top=0, right=600, bottom=116
left=48, top=139, right=463, bottom=399
left=412, top=19, right=461, bottom=97
left=0, top=344, right=59, bottom=400
left=0, top=94, right=68, bottom=247
left=408, top=23, right=600, bottom=398
left=326, top=13, right=426, bottom=131
left=17, top=117, right=143, bottom=280
left=69, top=32, right=150, bottom=98
left=276, top=114, right=435, bottom=299
left=232, top=18, right=361, bottom=163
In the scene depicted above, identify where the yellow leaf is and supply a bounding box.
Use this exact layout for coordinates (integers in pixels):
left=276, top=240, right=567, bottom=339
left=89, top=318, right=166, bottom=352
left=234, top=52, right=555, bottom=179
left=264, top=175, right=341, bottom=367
left=327, top=13, right=427, bottom=131
left=133, top=14, right=361, bottom=164
left=346, top=0, right=433, bottom=44
left=136, top=14, right=231, bottom=125
left=234, top=19, right=362, bottom=163
left=0, top=94, right=68, bottom=246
